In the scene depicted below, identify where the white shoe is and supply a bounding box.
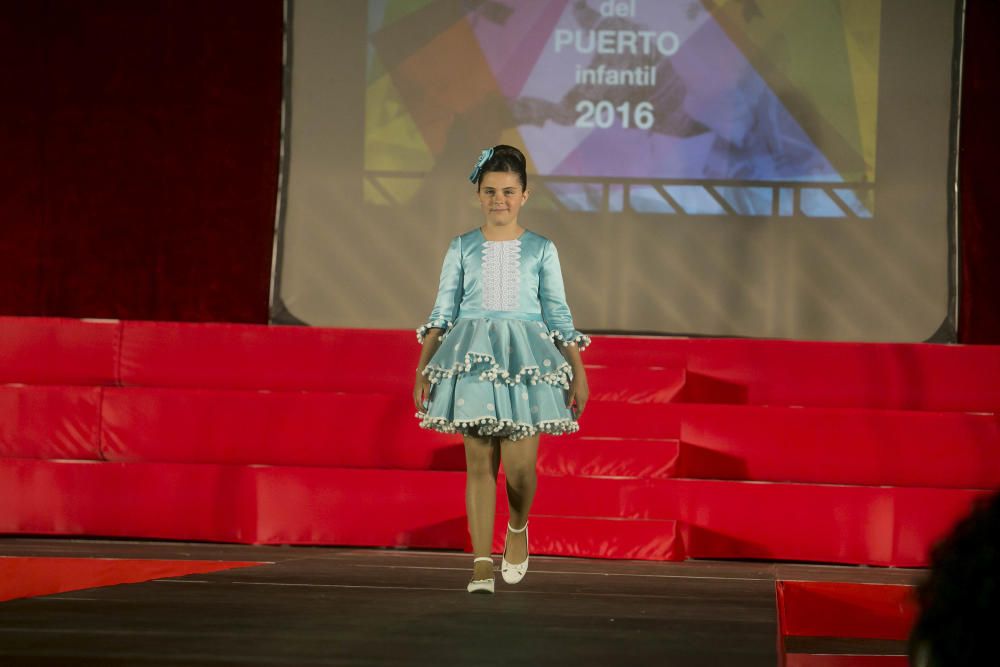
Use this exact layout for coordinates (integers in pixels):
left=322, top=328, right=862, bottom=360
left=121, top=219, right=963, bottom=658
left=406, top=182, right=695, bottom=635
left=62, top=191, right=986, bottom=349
left=501, top=521, right=529, bottom=584
left=467, top=556, right=495, bottom=594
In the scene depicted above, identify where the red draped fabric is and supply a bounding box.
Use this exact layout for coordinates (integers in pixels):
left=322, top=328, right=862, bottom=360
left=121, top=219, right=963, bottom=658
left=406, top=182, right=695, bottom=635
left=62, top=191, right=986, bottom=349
left=958, top=0, right=1000, bottom=343
left=0, top=0, right=281, bottom=322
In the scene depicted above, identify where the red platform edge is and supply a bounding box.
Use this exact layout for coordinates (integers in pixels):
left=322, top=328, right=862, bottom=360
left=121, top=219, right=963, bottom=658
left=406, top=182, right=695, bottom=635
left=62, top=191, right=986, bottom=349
left=777, top=581, right=916, bottom=667
left=777, top=581, right=917, bottom=641
left=785, top=657, right=908, bottom=667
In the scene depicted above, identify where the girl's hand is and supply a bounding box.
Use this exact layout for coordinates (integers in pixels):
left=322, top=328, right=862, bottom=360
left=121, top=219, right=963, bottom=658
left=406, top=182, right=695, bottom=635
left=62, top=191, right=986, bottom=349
left=567, top=372, right=589, bottom=419
left=413, top=370, right=432, bottom=412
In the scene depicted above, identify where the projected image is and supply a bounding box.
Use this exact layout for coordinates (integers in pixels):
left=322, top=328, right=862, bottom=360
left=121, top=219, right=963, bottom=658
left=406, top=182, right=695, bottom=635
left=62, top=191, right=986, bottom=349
left=364, top=0, right=879, bottom=217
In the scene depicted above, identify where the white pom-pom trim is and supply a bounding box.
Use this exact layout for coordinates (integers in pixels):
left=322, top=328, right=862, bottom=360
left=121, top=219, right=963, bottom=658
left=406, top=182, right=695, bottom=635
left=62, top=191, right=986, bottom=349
left=549, top=330, right=592, bottom=351
left=415, top=414, right=580, bottom=440
left=421, top=351, right=573, bottom=390
left=416, top=319, right=454, bottom=344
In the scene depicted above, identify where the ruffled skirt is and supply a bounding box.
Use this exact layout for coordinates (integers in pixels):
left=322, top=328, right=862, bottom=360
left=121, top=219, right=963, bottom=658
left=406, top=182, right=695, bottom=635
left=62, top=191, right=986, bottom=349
left=416, top=318, right=578, bottom=440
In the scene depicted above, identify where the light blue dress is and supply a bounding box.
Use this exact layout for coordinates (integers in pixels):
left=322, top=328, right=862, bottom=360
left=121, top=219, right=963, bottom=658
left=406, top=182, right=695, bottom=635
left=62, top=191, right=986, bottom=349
left=417, top=227, right=590, bottom=440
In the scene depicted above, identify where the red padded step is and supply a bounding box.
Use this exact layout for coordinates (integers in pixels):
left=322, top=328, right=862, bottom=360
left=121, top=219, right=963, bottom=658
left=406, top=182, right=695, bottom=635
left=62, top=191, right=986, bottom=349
left=0, top=386, right=103, bottom=460
left=588, top=336, right=1000, bottom=412
left=0, top=459, right=681, bottom=560
left=530, top=476, right=985, bottom=567
left=98, top=388, right=680, bottom=467
left=119, top=321, right=691, bottom=402
left=1, top=459, right=982, bottom=565
left=584, top=365, right=687, bottom=403
left=100, top=388, right=430, bottom=468
left=0, top=557, right=263, bottom=602
left=0, top=458, right=256, bottom=542
left=94, top=386, right=1000, bottom=488
left=118, top=321, right=411, bottom=392
left=7, top=318, right=1000, bottom=412
left=777, top=581, right=917, bottom=641
left=0, top=316, right=120, bottom=385
left=251, top=465, right=467, bottom=548
left=537, top=437, right=679, bottom=479
left=785, top=657, right=908, bottom=667
left=676, top=404, right=1000, bottom=488
left=490, top=515, right=682, bottom=560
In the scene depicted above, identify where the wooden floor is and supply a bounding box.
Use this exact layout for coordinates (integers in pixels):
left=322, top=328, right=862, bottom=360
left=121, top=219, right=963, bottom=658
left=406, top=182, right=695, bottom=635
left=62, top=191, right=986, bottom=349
left=0, top=538, right=921, bottom=666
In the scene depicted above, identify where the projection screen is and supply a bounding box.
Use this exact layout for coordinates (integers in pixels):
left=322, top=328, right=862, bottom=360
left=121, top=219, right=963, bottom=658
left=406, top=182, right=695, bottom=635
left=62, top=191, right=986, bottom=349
left=272, top=0, right=962, bottom=342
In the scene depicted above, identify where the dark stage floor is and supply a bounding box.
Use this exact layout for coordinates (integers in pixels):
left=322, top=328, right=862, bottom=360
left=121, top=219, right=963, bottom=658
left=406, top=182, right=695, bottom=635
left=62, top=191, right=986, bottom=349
left=0, top=539, right=921, bottom=666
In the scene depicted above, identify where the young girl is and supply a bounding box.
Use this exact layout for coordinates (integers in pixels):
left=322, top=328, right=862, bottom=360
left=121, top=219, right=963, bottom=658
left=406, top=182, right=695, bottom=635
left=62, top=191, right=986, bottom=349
left=412, top=145, right=590, bottom=594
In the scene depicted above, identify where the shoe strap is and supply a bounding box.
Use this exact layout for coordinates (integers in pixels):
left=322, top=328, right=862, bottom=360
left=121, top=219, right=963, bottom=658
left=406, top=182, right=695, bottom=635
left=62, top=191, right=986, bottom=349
left=507, top=522, right=528, bottom=533
left=473, top=557, right=494, bottom=563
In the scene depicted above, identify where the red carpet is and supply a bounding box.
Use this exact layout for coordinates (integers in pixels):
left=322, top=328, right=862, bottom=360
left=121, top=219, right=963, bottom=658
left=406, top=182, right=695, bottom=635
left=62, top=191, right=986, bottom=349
left=0, top=556, right=264, bottom=602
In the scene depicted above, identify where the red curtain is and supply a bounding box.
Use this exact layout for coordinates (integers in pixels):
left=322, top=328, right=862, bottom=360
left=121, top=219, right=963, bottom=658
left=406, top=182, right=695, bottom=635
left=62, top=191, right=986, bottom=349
left=0, top=0, right=281, bottom=323
left=958, top=0, right=1000, bottom=343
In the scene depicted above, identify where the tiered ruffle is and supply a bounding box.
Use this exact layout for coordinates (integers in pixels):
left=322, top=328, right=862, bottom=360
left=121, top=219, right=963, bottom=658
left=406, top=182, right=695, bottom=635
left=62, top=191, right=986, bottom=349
left=415, top=318, right=586, bottom=440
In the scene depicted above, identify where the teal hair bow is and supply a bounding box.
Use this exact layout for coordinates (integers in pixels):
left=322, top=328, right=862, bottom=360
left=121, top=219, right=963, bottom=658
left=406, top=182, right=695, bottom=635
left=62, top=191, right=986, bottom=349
left=468, top=147, right=494, bottom=184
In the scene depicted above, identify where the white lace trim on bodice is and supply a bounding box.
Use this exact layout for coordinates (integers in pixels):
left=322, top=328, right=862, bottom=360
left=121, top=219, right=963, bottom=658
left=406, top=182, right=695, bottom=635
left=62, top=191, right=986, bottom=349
left=481, top=239, right=521, bottom=311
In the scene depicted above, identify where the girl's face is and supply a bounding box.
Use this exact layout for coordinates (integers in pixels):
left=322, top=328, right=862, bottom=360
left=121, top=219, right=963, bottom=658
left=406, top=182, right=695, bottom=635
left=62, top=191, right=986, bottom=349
left=478, top=171, right=528, bottom=227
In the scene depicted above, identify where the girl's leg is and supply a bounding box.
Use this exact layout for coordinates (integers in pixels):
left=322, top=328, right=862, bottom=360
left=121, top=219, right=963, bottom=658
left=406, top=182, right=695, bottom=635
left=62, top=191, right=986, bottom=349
left=499, top=433, right=541, bottom=565
left=464, top=434, right=500, bottom=580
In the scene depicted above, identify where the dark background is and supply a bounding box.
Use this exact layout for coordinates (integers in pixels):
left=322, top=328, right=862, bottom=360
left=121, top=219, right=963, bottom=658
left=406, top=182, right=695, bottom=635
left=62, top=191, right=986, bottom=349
left=0, top=0, right=996, bottom=342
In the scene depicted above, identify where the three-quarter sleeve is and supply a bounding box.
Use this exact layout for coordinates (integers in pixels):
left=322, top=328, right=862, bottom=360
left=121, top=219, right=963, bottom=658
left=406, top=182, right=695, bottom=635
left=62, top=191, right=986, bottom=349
left=417, top=235, right=464, bottom=344
left=538, top=239, right=591, bottom=350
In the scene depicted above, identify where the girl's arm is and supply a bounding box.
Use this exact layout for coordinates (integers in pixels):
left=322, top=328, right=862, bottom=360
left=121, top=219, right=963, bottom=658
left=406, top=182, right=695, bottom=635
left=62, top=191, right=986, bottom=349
left=559, top=342, right=589, bottom=418
left=413, top=329, right=444, bottom=412
left=538, top=239, right=590, bottom=417
left=414, top=237, right=463, bottom=412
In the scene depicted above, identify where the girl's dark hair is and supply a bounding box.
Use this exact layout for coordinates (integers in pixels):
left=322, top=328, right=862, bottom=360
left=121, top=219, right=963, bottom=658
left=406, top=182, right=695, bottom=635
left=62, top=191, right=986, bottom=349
left=476, top=144, right=527, bottom=190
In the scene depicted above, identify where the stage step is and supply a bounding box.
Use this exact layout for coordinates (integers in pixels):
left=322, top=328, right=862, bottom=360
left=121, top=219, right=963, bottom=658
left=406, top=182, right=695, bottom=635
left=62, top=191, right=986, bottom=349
left=0, top=317, right=120, bottom=386
left=0, top=459, right=679, bottom=560
left=4, top=317, right=1000, bottom=412
left=537, top=437, right=679, bottom=479
left=5, top=384, right=998, bottom=488
left=0, top=385, right=103, bottom=460
left=3, top=317, right=999, bottom=567
left=674, top=403, right=1000, bottom=489
left=490, top=515, right=682, bottom=561
left=529, top=476, right=984, bottom=567
left=784, top=656, right=908, bottom=667
left=95, top=387, right=679, bottom=467
left=589, top=336, right=1000, bottom=412
left=777, top=581, right=916, bottom=667
left=581, top=365, right=686, bottom=403
left=0, top=459, right=985, bottom=566
left=777, top=581, right=917, bottom=641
